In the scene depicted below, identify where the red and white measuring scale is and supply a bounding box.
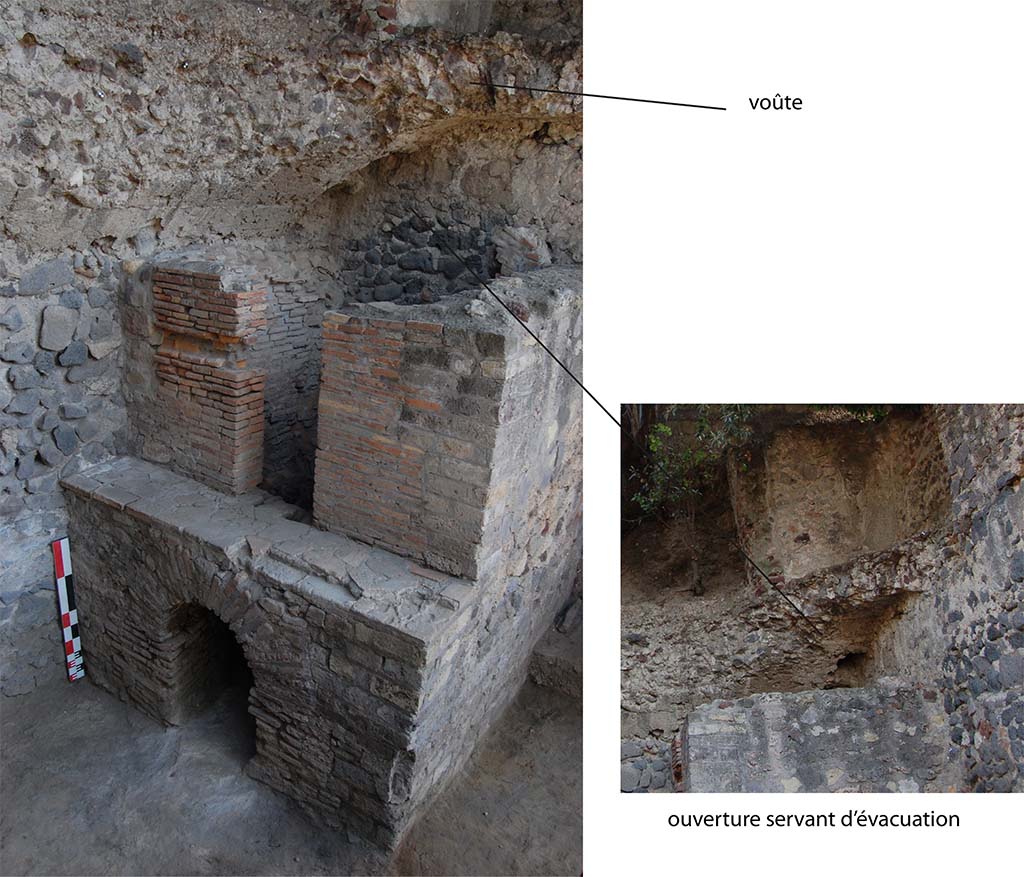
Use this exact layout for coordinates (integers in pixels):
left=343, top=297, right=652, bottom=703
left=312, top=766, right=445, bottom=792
left=51, top=537, right=85, bottom=682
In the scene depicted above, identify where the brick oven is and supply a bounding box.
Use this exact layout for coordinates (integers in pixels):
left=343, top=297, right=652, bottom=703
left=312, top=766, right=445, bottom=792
left=60, top=263, right=582, bottom=848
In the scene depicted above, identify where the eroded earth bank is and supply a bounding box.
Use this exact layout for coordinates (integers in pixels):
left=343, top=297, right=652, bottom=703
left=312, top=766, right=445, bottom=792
left=621, top=405, right=1023, bottom=794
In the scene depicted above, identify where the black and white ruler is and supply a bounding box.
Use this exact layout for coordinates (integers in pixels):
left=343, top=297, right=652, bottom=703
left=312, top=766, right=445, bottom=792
left=51, top=537, right=85, bottom=682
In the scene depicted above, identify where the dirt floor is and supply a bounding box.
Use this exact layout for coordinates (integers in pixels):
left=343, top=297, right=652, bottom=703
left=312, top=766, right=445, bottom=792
left=0, top=677, right=580, bottom=876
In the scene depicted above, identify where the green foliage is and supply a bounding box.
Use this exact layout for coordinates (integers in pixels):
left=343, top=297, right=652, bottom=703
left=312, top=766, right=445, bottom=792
left=811, top=403, right=890, bottom=423
left=628, top=404, right=754, bottom=521
left=847, top=405, right=890, bottom=423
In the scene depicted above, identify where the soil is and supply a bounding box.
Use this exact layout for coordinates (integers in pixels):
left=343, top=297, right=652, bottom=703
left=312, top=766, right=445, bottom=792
left=0, top=678, right=580, bottom=876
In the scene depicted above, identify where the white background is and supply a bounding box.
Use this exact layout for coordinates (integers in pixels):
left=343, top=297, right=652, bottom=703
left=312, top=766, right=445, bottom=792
left=583, top=2, right=1024, bottom=874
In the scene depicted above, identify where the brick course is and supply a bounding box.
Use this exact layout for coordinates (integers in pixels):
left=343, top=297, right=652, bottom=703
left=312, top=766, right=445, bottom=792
left=59, top=269, right=583, bottom=849
left=144, top=263, right=268, bottom=494
left=314, top=312, right=504, bottom=577
left=153, top=268, right=267, bottom=345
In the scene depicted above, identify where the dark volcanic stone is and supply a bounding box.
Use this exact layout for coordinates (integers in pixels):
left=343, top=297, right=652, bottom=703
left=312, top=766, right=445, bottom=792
left=59, top=289, right=83, bottom=309
left=58, top=340, right=88, bottom=366
left=397, top=251, right=433, bottom=272
left=372, top=283, right=404, bottom=302
left=53, top=424, right=79, bottom=455
left=1, top=306, right=23, bottom=331
left=60, top=402, right=88, bottom=419
left=9, top=365, right=42, bottom=389
left=34, top=351, right=57, bottom=374
left=19, top=258, right=74, bottom=295
left=1010, top=551, right=1024, bottom=583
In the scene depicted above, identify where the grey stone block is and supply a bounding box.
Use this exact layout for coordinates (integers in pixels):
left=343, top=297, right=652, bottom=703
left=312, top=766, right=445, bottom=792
left=89, top=311, right=113, bottom=340
left=60, top=402, right=89, bottom=419
left=15, top=455, right=37, bottom=480
left=1, top=306, right=24, bottom=331
left=9, top=366, right=42, bottom=390
left=7, top=390, right=40, bottom=415
left=33, top=351, right=57, bottom=375
left=373, top=283, right=404, bottom=302
left=620, top=764, right=640, bottom=792
left=52, top=424, right=79, bottom=456
left=2, top=342, right=34, bottom=364
left=998, top=652, right=1023, bottom=688
left=37, top=438, right=65, bottom=467
left=87, top=287, right=110, bottom=308
left=39, top=306, right=78, bottom=351
left=75, top=419, right=101, bottom=441
left=66, top=359, right=109, bottom=384
left=397, top=251, right=434, bottom=272
left=26, top=470, right=58, bottom=494
left=19, top=258, right=75, bottom=296
left=58, top=340, right=88, bottom=366
left=1010, top=551, right=1024, bottom=584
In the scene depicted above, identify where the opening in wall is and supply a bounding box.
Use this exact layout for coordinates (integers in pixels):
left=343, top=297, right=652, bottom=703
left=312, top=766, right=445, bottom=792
left=167, top=604, right=257, bottom=765
left=825, top=651, right=871, bottom=689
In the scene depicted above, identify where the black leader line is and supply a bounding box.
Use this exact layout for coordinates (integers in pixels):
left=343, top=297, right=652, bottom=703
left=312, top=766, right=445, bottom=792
left=409, top=208, right=621, bottom=429
left=732, top=539, right=829, bottom=644
left=411, top=210, right=826, bottom=643
left=470, top=80, right=727, bottom=111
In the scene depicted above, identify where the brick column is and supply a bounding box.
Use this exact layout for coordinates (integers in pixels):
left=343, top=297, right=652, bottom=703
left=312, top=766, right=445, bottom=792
left=149, top=262, right=268, bottom=494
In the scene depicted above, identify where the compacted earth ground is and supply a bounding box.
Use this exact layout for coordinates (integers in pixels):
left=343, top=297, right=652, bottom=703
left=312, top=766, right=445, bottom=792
left=0, top=678, right=580, bottom=876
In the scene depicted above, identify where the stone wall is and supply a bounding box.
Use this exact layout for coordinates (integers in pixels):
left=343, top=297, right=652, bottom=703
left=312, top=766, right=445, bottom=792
left=396, top=0, right=582, bottom=40
left=337, top=214, right=497, bottom=305
left=728, top=411, right=949, bottom=580
left=2, top=0, right=581, bottom=702
left=1, top=251, right=126, bottom=696
left=623, top=404, right=1024, bottom=793
left=873, top=405, right=1024, bottom=791
left=677, top=681, right=955, bottom=793
left=328, top=124, right=581, bottom=306
left=1, top=3, right=582, bottom=253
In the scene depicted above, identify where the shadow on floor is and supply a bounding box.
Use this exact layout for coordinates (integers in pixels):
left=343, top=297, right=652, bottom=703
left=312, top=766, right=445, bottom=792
left=0, top=677, right=580, bottom=876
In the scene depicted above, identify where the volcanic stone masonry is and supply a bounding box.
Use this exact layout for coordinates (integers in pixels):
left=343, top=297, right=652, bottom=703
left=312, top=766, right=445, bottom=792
left=1, top=0, right=583, bottom=851
left=678, top=681, right=955, bottom=793
left=1, top=0, right=582, bottom=701
left=622, top=405, right=1024, bottom=794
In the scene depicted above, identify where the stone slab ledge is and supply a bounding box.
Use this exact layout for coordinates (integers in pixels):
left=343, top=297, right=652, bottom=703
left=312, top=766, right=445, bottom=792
left=60, top=456, right=476, bottom=645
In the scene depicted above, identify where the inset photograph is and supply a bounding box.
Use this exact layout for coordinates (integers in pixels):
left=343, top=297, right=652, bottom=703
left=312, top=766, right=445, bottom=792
left=621, top=404, right=1023, bottom=793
